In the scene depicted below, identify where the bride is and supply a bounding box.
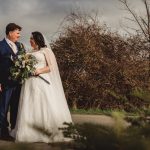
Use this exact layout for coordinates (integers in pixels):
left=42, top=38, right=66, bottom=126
left=11, top=31, right=72, bottom=143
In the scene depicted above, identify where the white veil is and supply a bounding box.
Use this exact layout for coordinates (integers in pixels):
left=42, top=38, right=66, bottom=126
left=42, top=35, right=72, bottom=125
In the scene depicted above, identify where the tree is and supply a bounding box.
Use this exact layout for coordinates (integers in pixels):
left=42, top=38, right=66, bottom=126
left=119, top=0, right=150, bottom=87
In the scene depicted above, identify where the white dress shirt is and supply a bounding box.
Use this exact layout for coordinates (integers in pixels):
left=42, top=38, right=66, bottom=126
left=5, top=37, right=18, bottom=54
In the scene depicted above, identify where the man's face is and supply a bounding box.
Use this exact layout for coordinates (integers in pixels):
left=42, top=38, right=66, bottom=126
left=9, top=29, right=21, bottom=42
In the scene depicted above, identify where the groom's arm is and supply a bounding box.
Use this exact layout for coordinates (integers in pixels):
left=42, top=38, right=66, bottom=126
left=0, top=49, right=2, bottom=92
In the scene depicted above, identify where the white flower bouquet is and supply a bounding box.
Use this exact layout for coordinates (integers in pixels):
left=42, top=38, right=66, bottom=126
left=10, top=52, right=37, bottom=84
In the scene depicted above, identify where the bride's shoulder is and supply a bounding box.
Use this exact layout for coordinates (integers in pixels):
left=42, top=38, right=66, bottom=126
left=40, top=47, right=51, bottom=53
left=41, top=47, right=50, bottom=51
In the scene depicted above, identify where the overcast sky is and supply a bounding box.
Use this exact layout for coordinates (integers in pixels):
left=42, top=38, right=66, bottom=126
left=0, top=0, right=145, bottom=48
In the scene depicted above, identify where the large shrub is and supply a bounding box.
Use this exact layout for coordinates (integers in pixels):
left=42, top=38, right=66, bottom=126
left=51, top=12, right=150, bottom=111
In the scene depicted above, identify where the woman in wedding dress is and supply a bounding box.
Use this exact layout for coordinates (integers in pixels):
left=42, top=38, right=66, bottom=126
left=11, top=31, right=72, bottom=143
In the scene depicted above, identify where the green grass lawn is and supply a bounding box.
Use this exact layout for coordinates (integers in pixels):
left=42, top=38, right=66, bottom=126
left=70, top=108, right=146, bottom=117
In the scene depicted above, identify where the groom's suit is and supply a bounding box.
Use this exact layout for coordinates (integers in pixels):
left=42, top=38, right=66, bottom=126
left=0, top=38, right=24, bottom=137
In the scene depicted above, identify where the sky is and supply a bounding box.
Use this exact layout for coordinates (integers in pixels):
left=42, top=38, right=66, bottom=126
left=0, top=0, right=145, bottom=48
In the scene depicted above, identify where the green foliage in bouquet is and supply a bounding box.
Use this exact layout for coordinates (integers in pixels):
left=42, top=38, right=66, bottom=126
left=10, top=52, right=37, bottom=84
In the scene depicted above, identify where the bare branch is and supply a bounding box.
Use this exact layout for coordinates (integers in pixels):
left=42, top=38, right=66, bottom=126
left=144, top=0, right=150, bottom=40
left=140, top=16, right=149, bottom=33
left=124, top=17, right=137, bottom=23
left=118, top=0, right=148, bottom=38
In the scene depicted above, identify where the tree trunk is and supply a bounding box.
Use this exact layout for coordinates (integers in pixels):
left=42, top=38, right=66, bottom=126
left=72, top=100, right=77, bottom=110
left=148, top=48, right=150, bottom=90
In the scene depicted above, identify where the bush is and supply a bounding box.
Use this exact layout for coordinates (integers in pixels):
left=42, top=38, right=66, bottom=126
left=51, top=12, right=150, bottom=111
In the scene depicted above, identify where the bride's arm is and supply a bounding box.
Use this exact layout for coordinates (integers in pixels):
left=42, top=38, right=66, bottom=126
left=34, top=66, right=50, bottom=75
left=35, top=51, right=51, bottom=75
left=34, top=52, right=51, bottom=75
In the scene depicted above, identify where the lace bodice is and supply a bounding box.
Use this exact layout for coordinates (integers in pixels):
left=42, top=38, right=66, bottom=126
left=31, top=50, right=46, bottom=69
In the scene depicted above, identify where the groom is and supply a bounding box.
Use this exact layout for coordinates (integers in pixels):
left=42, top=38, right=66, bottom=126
left=0, top=23, right=24, bottom=140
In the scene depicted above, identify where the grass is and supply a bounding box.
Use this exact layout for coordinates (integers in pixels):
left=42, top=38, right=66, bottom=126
left=61, top=113, right=150, bottom=150
left=70, top=108, right=141, bottom=117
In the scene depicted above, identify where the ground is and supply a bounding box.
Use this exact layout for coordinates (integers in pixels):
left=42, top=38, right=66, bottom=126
left=0, top=114, right=128, bottom=150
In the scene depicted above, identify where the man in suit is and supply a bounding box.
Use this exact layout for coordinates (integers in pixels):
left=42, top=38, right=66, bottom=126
left=0, top=23, right=24, bottom=140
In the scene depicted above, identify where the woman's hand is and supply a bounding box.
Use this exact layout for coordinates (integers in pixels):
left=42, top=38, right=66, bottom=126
left=33, top=66, right=50, bottom=76
left=34, top=69, right=41, bottom=76
left=0, top=84, right=2, bottom=92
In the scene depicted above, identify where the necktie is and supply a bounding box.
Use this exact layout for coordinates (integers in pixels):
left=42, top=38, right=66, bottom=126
left=9, top=43, right=17, bottom=54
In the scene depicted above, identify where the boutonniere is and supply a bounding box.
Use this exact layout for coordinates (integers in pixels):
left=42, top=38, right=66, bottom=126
left=17, top=43, right=26, bottom=55
left=10, top=55, right=13, bottom=61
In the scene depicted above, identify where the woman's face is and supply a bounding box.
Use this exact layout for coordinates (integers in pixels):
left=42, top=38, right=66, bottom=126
left=30, top=35, right=37, bottom=49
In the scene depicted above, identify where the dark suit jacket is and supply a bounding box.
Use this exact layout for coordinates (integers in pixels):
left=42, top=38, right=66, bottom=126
left=0, top=39, right=25, bottom=88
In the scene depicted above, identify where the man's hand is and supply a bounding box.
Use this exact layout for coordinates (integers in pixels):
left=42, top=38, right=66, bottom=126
left=0, top=84, right=2, bottom=92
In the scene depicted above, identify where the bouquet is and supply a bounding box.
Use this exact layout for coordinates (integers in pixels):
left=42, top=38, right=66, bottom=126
left=10, top=51, right=38, bottom=84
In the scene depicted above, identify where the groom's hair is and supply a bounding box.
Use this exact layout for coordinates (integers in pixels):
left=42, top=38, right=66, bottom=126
left=6, top=23, right=22, bottom=35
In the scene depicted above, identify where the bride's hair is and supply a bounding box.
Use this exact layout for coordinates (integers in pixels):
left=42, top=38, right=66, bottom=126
left=31, top=31, right=47, bottom=49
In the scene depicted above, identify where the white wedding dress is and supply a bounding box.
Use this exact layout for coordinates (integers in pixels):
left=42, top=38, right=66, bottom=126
left=11, top=48, right=72, bottom=143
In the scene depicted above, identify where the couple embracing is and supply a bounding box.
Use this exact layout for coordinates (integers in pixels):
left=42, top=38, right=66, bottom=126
left=0, top=23, right=72, bottom=143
